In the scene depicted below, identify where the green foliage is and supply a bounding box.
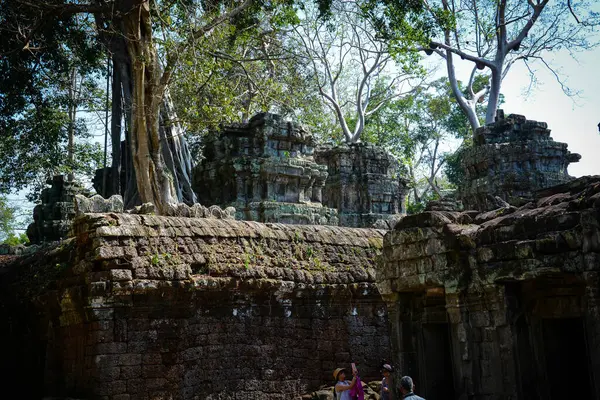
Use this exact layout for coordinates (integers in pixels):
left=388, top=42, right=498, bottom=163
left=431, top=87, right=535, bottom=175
left=361, top=77, right=482, bottom=207
left=0, top=3, right=103, bottom=121
left=2, top=232, right=29, bottom=246
left=0, top=2, right=106, bottom=200
left=0, top=102, right=104, bottom=201
left=444, top=141, right=472, bottom=188
left=359, top=0, right=435, bottom=49
left=170, top=4, right=330, bottom=151
left=290, top=1, right=428, bottom=143
left=0, top=196, right=27, bottom=244
left=0, top=196, right=17, bottom=242
left=406, top=192, right=439, bottom=215
left=363, top=77, right=472, bottom=163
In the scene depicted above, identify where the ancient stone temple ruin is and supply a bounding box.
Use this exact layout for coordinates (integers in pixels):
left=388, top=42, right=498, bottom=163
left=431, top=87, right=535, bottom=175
left=26, top=175, right=92, bottom=244
left=378, top=176, right=600, bottom=399
left=459, top=111, right=581, bottom=211
left=315, top=143, right=408, bottom=228
left=193, top=113, right=338, bottom=225
left=4, top=110, right=600, bottom=400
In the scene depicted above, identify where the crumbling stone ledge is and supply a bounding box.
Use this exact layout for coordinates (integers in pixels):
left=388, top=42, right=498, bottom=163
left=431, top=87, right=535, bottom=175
left=75, top=213, right=383, bottom=289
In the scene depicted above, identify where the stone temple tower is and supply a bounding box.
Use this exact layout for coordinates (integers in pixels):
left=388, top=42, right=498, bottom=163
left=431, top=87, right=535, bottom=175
left=459, top=110, right=581, bottom=211
left=193, top=113, right=338, bottom=225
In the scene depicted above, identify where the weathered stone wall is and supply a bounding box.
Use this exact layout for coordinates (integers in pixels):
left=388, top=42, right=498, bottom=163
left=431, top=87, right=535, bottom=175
left=315, top=143, right=408, bottom=228
left=460, top=111, right=581, bottom=211
left=378, top=176, right=600, bottom=399
left=1, top=213, right=390, bottom=399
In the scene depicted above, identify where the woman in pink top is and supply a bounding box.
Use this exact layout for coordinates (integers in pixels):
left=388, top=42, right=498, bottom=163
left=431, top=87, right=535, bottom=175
left=332, top=367, right=358, bottom=400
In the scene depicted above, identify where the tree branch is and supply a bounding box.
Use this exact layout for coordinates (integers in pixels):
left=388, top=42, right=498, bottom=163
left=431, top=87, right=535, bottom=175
left=429, top=40, right=495, bottom=69
left=505, top=0, right=549, bottom=54
left=160, top=0, right=254, bottom=89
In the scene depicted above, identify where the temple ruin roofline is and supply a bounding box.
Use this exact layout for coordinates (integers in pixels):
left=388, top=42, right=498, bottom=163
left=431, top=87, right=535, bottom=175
left=378, top=175, right=600, bottom=399
left=193, top=113, right=409, bottom=227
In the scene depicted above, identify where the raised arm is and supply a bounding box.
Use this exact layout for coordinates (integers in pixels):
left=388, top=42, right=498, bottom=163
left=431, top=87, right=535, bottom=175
left=335, top=373, right=358, bottom=392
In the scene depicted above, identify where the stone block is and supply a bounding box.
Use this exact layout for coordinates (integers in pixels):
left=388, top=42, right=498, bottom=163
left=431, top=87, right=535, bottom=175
left=121, top=366, right=142, bottom=380
left=75, top=194, right=124, bottom=215
left=96, top=342, right=128, bottom=354
left=111, top=269, right=133, bottom=281
left=94, top=380, right=127, bottom=396
left=96, top=246, right=125, bottom=260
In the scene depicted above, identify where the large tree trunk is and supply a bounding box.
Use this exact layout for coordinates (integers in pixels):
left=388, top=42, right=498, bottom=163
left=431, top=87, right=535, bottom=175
left=95, top=1, right=198, bottom=211
left=67, top=67, right=77, bottom=182
left=160, top=89, right=197, bottom=205
left=485, top=66, right=503, bottom=125
left=111, top=33, right=140, bottom=208
left=445, top=51, right=481, bottom=133
left=122, top=2, right=177, bottom=214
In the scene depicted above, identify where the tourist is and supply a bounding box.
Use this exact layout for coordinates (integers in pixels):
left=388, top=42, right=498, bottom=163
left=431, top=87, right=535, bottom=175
left=399, top=376, right=425, bottom=400
left=380, top=363, right=394, bottom=400
left=332, top=367, right=358, bottom=400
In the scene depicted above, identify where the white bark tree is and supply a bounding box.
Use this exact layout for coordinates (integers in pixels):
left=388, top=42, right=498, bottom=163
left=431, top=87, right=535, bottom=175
left=293, top=1, right=423, bottom=143
left=420, top=0, right=598, bottom=132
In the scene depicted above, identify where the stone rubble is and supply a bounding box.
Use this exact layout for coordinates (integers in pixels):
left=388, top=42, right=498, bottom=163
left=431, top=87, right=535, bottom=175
left=26, top=175, right=92, bottom=244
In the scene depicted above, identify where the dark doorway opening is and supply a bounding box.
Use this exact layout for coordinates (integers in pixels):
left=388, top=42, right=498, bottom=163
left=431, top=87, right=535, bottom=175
left=514, top=314, right=539, bottom=400
left=422, top=323, right=455, bottom=400
left=542, top=318, right=592, bottom=399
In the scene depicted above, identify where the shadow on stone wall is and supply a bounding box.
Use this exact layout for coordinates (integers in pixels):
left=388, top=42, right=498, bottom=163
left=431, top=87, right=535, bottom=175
left=379, top=175, right=600, bottom=400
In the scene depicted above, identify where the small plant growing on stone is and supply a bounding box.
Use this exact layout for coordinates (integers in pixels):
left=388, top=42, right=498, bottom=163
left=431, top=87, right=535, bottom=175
left=294, top=244, right=303, bottom=260
left=312, top=257, right=322, bottom=270
left=305, top=246, right=313, bottom=259
left=244, top=253, right=251, bottom=270
left=151, top=253, right=160, bottom=265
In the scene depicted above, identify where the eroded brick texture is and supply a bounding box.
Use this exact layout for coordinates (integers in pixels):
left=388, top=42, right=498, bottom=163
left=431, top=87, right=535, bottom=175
left=315, top=143, right=408, bottom=229
left=378, top=176, right=600, bottom=399
left=1, top=214, right=390, bottom=399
